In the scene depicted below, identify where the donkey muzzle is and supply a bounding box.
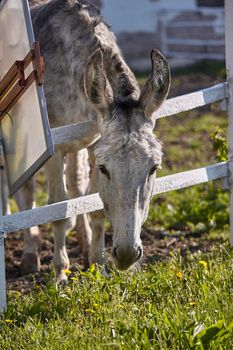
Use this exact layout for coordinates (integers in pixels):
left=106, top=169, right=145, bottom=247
left=112, top=244, right=143, bottom=270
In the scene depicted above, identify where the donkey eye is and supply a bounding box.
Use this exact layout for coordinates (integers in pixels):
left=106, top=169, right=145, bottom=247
left=98, top=165, right=111, bottom=180
left=149, top=165, right=158, bottom=177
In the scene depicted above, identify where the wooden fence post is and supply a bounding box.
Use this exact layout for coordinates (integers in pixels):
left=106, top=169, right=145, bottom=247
left=225, top=0, right=233, bottom=246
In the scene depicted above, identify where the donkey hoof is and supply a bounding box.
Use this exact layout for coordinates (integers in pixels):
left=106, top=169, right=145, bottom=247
left=56, top=272, right=68, bottom=286
left=101, top=266, right=110, bottom=278
left=20, top=253, right=41, bottom=275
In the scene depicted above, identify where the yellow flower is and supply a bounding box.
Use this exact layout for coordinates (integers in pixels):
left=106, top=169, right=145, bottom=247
left=176, top=271, right=183, bottom=279
left=5, top=319, right=14, bottom=324
left=189, top=302, right=196, bottom=307
left=62, top=269, right=72, bottom=275
left=198, top=260, right=208, bottom=269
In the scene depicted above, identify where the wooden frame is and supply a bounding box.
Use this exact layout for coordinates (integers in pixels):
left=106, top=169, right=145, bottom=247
left=0, top=42, right=44, bottom=121
left=0, top=0, right=54, bottom=196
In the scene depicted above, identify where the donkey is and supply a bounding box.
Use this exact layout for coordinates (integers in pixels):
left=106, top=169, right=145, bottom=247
left=18, top=0, right=170, bottom=281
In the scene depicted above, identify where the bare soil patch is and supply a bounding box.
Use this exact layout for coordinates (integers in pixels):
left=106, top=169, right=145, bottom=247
left=6, top=225, right=223, bottom=293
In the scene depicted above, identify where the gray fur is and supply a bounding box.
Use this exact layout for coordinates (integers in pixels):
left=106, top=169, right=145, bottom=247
left=21, top=0, right=171, bottom=279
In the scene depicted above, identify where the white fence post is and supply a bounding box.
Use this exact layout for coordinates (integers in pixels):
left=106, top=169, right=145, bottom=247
left=225, top=0, right=233, bottom=246
left=0, top=141, right=7, bottom=313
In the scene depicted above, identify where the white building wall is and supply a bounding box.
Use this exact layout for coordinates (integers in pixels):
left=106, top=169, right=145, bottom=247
left=102, top=0, right=196, bottom=33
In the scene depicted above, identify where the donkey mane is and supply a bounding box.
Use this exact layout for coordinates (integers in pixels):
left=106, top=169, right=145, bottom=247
left=31, top=0, right=109, bottom=29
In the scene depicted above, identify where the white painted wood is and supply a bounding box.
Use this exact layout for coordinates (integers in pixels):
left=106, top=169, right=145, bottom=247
left=52, top=121, right=98, bottom=145
left=1, top=193, right=103, bottom=234
left=154, top=83, right=227, bottom=119
left=154, top=162, right=228, bottom=195
left=225, top=0, right=233, bottom=246
left=0, top=162, right=228, bottom=234
left=0, top=167, right=7, bottom=313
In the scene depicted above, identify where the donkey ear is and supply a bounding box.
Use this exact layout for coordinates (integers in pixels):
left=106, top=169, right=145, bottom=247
left=139, top=49, right=171, bottom=118
left=84, top=49, right=113, bottom=112
left=109, top=54, right=140, bottom=103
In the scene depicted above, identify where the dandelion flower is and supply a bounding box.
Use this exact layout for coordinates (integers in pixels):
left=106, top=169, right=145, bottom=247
left=189, top=302, right=196, bottom=307
left=176, top=271, right=183, bottom=279
left=198, top=260, right=207, bottom=269
left=5, top=319, right=14, bottom=324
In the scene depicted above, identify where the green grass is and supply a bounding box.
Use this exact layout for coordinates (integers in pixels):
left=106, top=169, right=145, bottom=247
left=1, top=246, right=232, bottom=349
left=2, top=63, right=233, bottom=349
left=156, top=111, right=228, bottom=174
left=147, top=109, right=229, bottom=234
left=147, top=183, right=229, bottom=233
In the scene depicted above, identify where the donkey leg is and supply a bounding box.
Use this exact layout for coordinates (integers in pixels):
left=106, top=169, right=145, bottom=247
left=45, top=151, right=69, bottom=282
left=88, top=210, right=105, bottom=267
left=14, top=177, right=41, bottom=275
left=66, top=151, right=92, bottom=269
left=76, top=214, right=92, bottom=269
left=87, top=147, right=106, bottom=269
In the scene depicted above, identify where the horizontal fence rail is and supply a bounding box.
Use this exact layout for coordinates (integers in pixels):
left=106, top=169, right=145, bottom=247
left=50, top=83, right=227, bottom=146
left=52, top=121, right=98, bottom=145
left=153, top=162, right=228, bottom=194
left=153, top=82, right=227, bottom=119
left=0, top=162, right=228, bottom=234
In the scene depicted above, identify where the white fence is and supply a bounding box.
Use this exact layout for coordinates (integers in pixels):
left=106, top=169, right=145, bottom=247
left=1, top=0, right=233, bottom=313
left=159, top=8, right=225, bottom=61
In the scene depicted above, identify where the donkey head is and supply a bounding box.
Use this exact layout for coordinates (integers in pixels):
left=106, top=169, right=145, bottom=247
left=84, top=49, right=170, bottom=270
